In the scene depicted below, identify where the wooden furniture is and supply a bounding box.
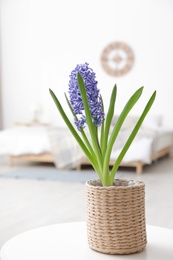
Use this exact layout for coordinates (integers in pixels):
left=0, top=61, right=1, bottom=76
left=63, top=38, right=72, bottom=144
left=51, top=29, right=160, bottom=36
left=9, top=153, right=53, bottom=166
left=0, top=122, right=172, bottom=173
left=78, top=146, right=172, bottom=174
left=9, top=146, right=172, bottom=173
left=1, top=222, right=173, bottom=260
left=2, top=123, right=53, bottom=167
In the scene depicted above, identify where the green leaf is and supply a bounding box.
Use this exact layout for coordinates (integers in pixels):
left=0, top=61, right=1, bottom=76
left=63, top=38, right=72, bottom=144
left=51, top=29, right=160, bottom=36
left=102, top=87, right=143, bottom=185
left=110, top=90, right=156, bottom=183
left=100, top=95, right=105, bottom=151
left=64, top=93, right=76, bottom=118
left=77, top=73, right=103, bottom=174
left=65, top=92, right=95, bottom=156
left=102, top=85, right=117, bottom=156
left=49, top=88, right=101, bottom=175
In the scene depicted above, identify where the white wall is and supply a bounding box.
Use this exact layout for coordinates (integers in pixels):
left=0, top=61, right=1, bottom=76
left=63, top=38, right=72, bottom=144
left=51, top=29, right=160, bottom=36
left=1, top=0, right=173, bottom=128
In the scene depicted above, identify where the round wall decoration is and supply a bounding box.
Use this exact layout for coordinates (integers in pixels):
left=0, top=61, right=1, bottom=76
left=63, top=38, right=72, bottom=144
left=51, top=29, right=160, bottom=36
left=101, top=41, right=135, bottom=77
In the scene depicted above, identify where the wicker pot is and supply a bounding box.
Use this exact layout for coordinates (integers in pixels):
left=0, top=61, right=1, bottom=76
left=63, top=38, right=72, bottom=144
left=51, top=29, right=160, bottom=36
left=85, top=179, right=147, bottom=255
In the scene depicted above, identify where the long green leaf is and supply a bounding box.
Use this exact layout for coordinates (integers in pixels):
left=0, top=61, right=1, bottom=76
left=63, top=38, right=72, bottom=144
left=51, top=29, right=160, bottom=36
left=77, top=73, right=103, bottom=172
left=100, top=95, right=105, bottom=151
left=102, top=85, right=117, bottom=156
left=102, top=87, right=143, bottom=185
left=110, top=90, right=156, bottom=183
left=49, top=88, right=100, bottom=175
left=65, top=93, right=96, bottom=157
left=64, top=93, right=76, bottom=118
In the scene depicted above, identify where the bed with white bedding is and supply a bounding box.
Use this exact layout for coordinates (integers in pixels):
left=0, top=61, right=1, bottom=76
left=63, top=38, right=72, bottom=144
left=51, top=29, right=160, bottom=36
left=0, top=125, right=53, bottom=165
left=110, top=127, right=173, bottom=173
left=0, top=117, right=172, bottom=173
left=47, top=117, right=173, bottom=173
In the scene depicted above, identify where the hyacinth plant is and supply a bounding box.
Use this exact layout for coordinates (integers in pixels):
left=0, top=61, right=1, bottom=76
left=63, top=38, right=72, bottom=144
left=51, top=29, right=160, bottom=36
left=49, top=63, right=156, bottom=186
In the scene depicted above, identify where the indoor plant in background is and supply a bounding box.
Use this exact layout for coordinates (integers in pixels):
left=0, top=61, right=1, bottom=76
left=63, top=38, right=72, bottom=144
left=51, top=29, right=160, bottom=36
left=49, top=63, right=156, bottom=255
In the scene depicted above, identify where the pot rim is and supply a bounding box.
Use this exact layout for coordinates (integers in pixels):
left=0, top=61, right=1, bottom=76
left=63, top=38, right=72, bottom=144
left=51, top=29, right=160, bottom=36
left=86, top=178, right=145, bottom=189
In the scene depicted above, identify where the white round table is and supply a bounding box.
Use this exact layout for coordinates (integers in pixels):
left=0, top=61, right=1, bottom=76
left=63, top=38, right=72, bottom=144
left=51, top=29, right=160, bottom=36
left=1, top=222, right=173, bottom=260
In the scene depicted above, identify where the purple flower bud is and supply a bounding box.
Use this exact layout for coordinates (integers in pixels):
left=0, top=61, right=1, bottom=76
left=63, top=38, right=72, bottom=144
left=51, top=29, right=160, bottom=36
left=68, top=63, right=104, bottom=129
left=74, top=115, right=86, bottom=130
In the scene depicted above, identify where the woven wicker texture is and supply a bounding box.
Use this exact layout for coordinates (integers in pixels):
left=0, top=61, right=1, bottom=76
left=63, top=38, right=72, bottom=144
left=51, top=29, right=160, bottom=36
left=86, top=179, right=147, bottom=255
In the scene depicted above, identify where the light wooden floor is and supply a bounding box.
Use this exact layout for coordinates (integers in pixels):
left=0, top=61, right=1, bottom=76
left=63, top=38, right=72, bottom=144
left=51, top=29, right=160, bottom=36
left=0, top=155, right=173, bottom=248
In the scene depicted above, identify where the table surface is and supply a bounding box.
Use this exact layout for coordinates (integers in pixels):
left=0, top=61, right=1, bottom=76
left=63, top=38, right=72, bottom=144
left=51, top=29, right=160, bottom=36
left=1, top=222, right=173, bottom=260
